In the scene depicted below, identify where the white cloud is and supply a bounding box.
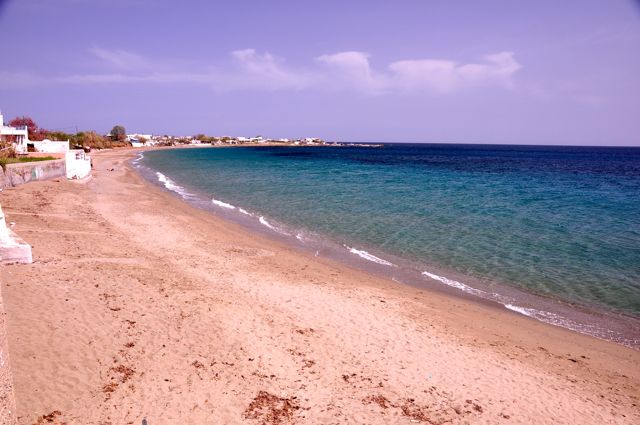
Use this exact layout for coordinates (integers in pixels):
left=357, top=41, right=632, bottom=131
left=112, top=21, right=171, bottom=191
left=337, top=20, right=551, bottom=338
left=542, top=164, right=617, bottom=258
left=316, top=51, right=384, bottom=93
left=389, top=59, right=460, bottom=92
left=225, top=49, right=311, bottom=90
left=316, top=50, right=520, bottom=94
left=388, top=51, right=521, bottom=93
left=91, top=47, right=152, bottom=71
left=0, top=48, right=522, bottom=95
left=59, top=73, right=140, bottom=84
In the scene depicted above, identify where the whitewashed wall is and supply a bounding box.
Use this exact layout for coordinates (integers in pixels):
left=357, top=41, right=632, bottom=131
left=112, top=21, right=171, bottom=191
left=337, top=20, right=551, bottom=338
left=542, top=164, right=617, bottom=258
left=32, top=139, right=69, bottom=154
left=65, top=150, right=91, bottom=179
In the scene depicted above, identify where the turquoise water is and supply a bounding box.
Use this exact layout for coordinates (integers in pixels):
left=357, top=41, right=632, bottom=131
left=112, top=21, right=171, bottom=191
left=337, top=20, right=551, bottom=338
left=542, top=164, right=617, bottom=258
left=139, top=144, right=640, bottom=346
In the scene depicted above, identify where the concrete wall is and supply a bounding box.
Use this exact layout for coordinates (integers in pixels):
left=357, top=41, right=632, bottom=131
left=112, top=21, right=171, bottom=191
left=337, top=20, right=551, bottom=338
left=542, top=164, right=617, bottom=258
left=0, top=204, right=33, bottom=265
left=0, top=204, right=26, bottom=423
left=0, top=159, right=66, bottom=189
left=32, top=140, right=70, bottom=154
left=0, top=287, right=17, bottom=425
left=65, top=150, right=91, bottom=179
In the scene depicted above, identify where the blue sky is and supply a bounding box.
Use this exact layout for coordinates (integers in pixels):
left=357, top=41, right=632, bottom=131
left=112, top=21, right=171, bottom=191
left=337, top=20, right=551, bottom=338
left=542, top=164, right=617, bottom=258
left=1, top=0, right=639, bottom=145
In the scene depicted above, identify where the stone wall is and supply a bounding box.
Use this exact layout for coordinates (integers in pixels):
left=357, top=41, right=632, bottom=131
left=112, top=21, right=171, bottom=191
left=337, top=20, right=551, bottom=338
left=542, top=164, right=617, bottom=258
left=0, top=159, right=66, bottom=189
left=0, top=286, right=17, bottom=425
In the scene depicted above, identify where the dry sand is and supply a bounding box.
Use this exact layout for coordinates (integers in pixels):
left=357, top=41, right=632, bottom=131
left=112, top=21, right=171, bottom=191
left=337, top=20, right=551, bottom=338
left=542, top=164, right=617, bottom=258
left=1, top=148, right=638, bottom=425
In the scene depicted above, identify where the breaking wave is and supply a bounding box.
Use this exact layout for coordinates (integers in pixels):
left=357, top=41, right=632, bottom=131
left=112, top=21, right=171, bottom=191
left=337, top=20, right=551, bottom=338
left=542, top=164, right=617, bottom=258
left=259, top=216, right=275, bottom=229
left=212, top=198, right=236, bottom=209
left=345, top=246, right=395, bottom=266
left=504, top=304, right=582, bottom=330
left=421, top=271, right=489, bottom=298
left=258, top=216, right=290, bottom=236
left=156, top=172, right=192, bottom=198
left=421, top=270, right=632, bottom=346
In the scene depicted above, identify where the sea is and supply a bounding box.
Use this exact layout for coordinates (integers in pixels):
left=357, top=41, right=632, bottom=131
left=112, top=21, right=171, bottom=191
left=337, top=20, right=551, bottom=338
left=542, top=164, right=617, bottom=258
left=135, top=144, right=640, bottom=348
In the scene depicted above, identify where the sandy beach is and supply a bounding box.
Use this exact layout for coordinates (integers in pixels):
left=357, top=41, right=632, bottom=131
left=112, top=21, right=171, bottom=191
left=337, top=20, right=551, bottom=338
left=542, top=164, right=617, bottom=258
left=1, top=148, right=638, bottom=425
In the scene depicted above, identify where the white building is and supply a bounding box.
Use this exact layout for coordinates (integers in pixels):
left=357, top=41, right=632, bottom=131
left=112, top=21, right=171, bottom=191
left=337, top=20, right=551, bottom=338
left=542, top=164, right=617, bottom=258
left=127, top=133, right=157, bottom=147
left=0, top=111, right=91, bottom=180
left=127, top=133, right=153, bottom=142
left=31, top=139, right=70, bottom=154
left=0, top=112, right=29, bottom=154
left=29, top=139, right=90, bottom=179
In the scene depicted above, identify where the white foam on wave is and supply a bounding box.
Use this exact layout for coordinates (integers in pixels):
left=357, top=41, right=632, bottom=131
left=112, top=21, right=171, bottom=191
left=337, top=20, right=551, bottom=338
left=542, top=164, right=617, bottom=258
left=504, top=304, right=533, bottom=316
left=421, top=271, right=616, bottom=344
left=156, top=172, right=191, bottom=198
left=132, top=153, right=144, bottom=168
left=212, top=198, right=235, bottom=209
left=259, top=216, right=275, bottom=229
left=345, top=246, right=395, bottom=266
left=421, top=271, right=487, bottom=297
left=238, top=207, right=251, bottom=215
left=502, top=303, right=609, bottom=339
left=258, top=216, right=291, bottom=236
left=504, top=304, right=580, bottom=329
left=296, top=233, right=304, bottom=241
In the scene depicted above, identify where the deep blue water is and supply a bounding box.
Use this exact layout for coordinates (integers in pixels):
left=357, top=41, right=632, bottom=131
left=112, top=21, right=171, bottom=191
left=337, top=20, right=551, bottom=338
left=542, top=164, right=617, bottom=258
left=139, top=144, right=640, bottom=345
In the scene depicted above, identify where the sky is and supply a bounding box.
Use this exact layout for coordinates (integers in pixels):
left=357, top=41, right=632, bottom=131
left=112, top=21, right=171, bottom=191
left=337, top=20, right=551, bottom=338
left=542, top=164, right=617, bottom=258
left=0, top=0, right=639, bottom=145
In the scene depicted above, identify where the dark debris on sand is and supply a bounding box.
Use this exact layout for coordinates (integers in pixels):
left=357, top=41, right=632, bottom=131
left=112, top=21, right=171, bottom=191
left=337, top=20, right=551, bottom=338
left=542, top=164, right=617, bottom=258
left=244, top=391, right=301, bottom=425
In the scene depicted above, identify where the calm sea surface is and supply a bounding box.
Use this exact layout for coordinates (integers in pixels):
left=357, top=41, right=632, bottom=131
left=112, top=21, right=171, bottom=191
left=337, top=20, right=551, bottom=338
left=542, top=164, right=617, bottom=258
left=139, top=144, right=640, bottom=347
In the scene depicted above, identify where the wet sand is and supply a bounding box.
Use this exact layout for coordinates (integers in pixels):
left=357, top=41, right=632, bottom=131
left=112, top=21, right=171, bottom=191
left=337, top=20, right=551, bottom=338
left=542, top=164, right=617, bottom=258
left=1, top=148, right=638, bottom=424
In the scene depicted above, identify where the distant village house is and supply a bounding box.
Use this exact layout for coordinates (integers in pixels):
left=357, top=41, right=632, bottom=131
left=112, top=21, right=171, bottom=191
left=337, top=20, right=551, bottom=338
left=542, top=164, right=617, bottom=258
left=0, top=111, right=91, bottom=180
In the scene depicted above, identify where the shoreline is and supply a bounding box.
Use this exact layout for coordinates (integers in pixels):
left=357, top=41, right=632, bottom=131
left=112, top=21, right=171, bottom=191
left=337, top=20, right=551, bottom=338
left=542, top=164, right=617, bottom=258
left=136, top=147, right=640, bottom=349
left=1, top=148, right=638, bottom=424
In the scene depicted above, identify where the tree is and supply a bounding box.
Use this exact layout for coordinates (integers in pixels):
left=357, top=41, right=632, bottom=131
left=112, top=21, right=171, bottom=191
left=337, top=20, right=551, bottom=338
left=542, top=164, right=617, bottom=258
left=109, top=125, right=126, bottom=142
left=46, top=131, right=72, bottom=141
left=9, top=116, right=38, bottom=134
left=75, top=131, right=109, bottom=149
left=9, top=116, right=48, bottom=140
